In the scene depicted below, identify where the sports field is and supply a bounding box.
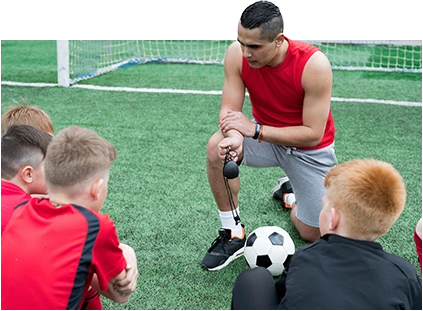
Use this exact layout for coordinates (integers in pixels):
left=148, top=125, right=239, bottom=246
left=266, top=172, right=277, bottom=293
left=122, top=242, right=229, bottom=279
left=1, top=40, right=422, bottom=309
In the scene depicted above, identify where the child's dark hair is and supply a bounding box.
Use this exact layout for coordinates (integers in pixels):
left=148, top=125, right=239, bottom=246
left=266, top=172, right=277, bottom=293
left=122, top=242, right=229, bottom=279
left=1, top=124, right=53, bottom=180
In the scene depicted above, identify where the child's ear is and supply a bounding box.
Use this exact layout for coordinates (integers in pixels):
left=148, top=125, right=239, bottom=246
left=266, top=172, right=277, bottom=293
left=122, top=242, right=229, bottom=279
left=329, top=207, right=340, bottom=231
left=19, top=166, right=34, bottom=184
left=90, top=178, right=104, bottom=201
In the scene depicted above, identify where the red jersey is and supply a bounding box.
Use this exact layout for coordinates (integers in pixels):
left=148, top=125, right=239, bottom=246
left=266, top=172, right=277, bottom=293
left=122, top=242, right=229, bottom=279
left=241, top=37, right=335, bottom=150
left=1, top=198, right=127, bottom=310
left=1, top=180, right=31, bottom=235
left=414, top=228, right=422, bottom=270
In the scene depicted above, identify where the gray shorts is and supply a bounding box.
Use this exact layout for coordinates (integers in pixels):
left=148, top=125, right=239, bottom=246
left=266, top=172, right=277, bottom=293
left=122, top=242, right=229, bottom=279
left=241, top=138, right=337, bottom=228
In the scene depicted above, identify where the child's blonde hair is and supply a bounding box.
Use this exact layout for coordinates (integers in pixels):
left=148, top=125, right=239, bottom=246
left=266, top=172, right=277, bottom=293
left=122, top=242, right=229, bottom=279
left=324, top=159, right=406, bottom=240
left=45, top=126, right=117, bottom=189
left=1, top=98, right=54, bottom=135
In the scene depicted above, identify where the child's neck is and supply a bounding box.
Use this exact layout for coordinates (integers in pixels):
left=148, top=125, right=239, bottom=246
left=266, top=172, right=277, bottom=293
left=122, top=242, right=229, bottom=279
left=3, top=177, right=31, bottom=194
left=49, top=193, right=79, bottom=208
left=49, top=192, right=98, bottom=212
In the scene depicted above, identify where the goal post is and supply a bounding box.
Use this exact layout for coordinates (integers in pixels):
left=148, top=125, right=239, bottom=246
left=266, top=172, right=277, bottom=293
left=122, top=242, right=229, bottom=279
left=56, top=40, right=232, bottom=87
left=57, top=40, right=70, bottom=87
left=56, top=40, right=422, bottom=87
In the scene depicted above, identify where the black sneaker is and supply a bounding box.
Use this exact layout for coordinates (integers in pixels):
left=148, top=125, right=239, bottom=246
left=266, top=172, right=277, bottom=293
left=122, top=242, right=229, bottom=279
left=272, top=176, right=294, bottom=209
left=201, top=225, right=245, bottom=271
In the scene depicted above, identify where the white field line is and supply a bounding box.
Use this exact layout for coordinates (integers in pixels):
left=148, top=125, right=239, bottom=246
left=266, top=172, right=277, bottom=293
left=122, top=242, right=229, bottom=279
left=1, top=81, right=421, bottom=107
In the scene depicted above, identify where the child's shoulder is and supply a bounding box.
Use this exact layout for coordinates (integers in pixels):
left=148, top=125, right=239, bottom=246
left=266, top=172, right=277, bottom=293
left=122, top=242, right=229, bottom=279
left=381, top=251, right=420, bottom=277
left=84, top=208, right=119, bottom=233
left=67, top=204, right=118, bottom=231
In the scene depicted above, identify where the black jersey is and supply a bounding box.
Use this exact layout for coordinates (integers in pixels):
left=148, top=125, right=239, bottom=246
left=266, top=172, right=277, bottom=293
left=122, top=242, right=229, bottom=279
left=277, top=234, right=422, bottom=310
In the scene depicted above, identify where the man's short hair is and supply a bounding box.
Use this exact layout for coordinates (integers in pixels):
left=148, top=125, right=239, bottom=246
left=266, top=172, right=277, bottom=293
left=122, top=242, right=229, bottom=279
left=240, top=1, right=284, bottom=42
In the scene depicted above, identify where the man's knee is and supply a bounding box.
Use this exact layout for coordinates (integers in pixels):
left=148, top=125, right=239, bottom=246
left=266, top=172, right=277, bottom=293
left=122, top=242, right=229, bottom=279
left=290, top=208, right=321, bottom=242
left=207, top=132, right=223, bottom=161
left=298, top=227, right=320, bottom=243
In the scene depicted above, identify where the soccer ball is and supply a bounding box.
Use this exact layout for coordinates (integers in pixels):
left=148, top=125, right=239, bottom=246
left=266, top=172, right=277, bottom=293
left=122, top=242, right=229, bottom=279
left=243, top=226, right=295, bottom=277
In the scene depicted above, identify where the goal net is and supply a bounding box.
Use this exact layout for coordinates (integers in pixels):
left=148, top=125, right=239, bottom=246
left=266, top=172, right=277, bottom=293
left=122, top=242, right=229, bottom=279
left=57, top=40, right=422, bottom=86
left=307, top=40, right=422, bottom=72
left=57, top=40, right=231, bottom=86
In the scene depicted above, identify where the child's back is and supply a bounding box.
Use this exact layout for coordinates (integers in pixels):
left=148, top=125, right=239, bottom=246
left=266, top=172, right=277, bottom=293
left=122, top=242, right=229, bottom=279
left=277, top=233, right=421, bottom=309
left=2, top=197, right=126, bottom=309
left=1, top=126, right=136, bottom=309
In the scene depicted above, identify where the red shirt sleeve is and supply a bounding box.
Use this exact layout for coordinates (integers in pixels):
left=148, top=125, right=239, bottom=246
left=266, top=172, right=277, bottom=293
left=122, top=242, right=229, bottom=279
left=414, top=228, right=422, bottom=271
left=91, top=213, right=127, bottom=291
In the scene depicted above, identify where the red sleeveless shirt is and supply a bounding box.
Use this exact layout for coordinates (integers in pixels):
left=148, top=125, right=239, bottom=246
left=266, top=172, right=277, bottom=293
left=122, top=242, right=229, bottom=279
left=241, top=37, right=335, bottom=150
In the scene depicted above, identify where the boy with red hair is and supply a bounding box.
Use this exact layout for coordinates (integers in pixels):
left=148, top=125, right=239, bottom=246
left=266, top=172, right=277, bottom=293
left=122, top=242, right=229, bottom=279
left=232, top=159, right=422, bottom=310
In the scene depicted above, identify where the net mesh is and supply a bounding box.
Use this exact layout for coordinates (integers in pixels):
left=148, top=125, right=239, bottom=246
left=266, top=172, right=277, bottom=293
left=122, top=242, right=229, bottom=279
left=68, top=40, right=232, bottom=84
left=67, top=40, right=422, bottom=85
left=307, top=40, right=422, bottom=72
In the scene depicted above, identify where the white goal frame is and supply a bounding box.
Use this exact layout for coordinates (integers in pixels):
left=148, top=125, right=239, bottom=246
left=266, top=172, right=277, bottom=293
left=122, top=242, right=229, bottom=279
left=57, top=40, right=422, bottom=87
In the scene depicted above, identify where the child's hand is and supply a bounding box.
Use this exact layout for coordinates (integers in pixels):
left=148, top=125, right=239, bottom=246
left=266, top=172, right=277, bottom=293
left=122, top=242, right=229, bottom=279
left=114, top=243, right=138, bottom=296
left=113, top=263, right=138, bottom=296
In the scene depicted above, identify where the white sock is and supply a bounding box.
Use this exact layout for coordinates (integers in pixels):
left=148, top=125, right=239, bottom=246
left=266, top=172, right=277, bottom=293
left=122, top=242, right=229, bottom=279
left=284, top=193, right=296, bottom=207
left=219, top=208, right=243, bottom=238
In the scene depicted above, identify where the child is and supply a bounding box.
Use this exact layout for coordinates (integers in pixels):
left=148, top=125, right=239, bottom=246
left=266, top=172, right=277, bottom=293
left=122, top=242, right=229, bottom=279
left=0, top=99, right=138, bottom=310
left=2, top=99, right=54, bottom=202
left=1, top=124, right=52, bottom=235
left=414, top=217, right=422, bottom=270
left=231, top=159, right=422, bottom=310
left=1, top=98, right=54, bottom=135
left=1, top=126, right=138, bottom=309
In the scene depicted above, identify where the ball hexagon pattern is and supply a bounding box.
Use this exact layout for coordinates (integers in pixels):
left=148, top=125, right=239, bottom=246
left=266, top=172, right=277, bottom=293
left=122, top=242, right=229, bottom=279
left=243, top=226, right=295, bottom=277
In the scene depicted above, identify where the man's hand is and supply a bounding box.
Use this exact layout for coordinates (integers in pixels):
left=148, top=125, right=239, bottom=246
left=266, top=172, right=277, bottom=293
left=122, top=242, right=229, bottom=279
left=219, top=110, right=255, bottom=137
left=217, top=136, right=243, bottom=163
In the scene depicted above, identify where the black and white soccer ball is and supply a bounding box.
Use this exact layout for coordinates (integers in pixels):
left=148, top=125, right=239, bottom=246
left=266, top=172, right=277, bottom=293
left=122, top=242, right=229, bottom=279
left=244, top=226, right=295, bottom=277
